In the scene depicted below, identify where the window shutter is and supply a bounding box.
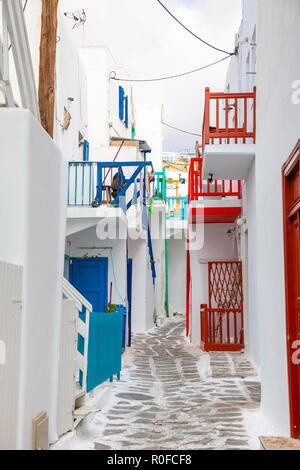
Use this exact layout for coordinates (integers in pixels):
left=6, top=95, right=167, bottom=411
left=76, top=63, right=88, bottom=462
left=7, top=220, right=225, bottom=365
left=83, top=140, right=89, bottom=161
left=119, top=86, right=125, bottom=121
left=124, top=96, right=129, bottom=128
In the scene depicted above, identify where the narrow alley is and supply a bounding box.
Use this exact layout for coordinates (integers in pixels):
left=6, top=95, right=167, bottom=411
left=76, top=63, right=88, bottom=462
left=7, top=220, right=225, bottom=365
left=54, top=319, right=261, bottom=451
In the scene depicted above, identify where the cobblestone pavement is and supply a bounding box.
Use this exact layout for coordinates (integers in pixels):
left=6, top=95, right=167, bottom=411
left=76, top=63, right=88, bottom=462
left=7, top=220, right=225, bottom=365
left=58, top=319, right=261, bottom=450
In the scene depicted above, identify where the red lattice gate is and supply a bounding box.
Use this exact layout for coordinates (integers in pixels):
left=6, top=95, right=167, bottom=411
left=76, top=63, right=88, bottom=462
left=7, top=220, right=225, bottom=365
left=201, top=262, right=244, bottom=351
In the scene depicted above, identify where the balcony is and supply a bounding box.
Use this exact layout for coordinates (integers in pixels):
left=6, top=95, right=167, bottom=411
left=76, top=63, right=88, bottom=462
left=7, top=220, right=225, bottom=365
left=67, top=161, right=152, bottom=236
left=188, top=157, right=242, bottom=224
left=166, top=196, right=188, bottom=221
left=202, top=87, right=256, bottom=180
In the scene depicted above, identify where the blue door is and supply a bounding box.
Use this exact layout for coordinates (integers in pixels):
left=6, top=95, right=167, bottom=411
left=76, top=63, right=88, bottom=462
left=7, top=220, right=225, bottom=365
left=69, top=257, right=108, bottom=312
left=127, top=258, right=133, bottom=347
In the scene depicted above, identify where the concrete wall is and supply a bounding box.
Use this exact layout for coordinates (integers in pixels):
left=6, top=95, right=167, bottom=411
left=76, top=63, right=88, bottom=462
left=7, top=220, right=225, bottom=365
left=0, top=109, right=67, bottom=449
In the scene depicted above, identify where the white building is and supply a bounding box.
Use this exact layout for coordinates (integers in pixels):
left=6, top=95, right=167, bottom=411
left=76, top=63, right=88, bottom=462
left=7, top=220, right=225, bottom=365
left=188, top=0, right=300, bottom=439
left=0, top=0, right=165, bottom=449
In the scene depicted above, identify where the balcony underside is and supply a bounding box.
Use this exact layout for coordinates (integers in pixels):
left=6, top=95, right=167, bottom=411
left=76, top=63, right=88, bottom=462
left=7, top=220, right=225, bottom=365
left=67, top=206, right=127, bottom=236
left=202, top=144, right=256, bottom=180
left=188, top=200, right=242, bottom=224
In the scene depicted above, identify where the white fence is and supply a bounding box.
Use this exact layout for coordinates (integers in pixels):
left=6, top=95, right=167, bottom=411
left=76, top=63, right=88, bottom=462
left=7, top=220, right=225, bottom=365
left=0, top=260, right=23, bottom=450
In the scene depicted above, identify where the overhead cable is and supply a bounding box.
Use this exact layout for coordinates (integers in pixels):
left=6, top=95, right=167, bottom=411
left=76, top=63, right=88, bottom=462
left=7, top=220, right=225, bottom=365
left=110, top=54, right=232, bottom=83
left=156, top=0, right=236, bottom=56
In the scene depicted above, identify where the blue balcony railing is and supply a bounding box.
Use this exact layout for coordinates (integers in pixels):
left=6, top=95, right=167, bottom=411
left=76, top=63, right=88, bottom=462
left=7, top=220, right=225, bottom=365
left=166, top=196, right=188, bottom=220
left=68, top=161, right=152, bottom=209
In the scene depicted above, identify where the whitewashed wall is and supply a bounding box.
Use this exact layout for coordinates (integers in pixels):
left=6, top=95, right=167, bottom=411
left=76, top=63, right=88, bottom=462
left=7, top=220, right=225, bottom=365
left=189, top=223, right=237, bottom=344
left=224, top=0, right=300, bottom=436
left=0, top=261, right=23, bottom=450
left=78, top=47, right=134, bottom=154
left=54, top=6, right=88, bottom=160
left=168, top=238, right=186, bottom=317
left=128, top=238, right=155, bottom=333
left=0, top=109, right=67, bottom=449
left=135, top=104, right=163, bottom=172
left=66, top=226, right=127, bottom=307
left=225, top=0, right=257, bottom=94
left=252, top=0, right=300, bottom=436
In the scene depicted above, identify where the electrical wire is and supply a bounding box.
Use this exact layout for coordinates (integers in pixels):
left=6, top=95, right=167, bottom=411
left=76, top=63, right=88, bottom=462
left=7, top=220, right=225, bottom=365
left=110, top=54, right=231, bottom=83
left=162, top=121, right=202, bottom=137
left=156, top=0, right=235, bottom=56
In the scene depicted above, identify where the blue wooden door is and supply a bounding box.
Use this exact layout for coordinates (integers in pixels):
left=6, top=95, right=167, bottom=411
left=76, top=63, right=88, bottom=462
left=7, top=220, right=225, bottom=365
left=127, top=258, right=133, bottom=347
left=69, top=258, right=108, bottom=312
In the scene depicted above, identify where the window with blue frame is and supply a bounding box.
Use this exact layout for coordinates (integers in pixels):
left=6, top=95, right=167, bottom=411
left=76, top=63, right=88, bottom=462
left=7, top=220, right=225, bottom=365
left=119, top=86, right=129, bottom=128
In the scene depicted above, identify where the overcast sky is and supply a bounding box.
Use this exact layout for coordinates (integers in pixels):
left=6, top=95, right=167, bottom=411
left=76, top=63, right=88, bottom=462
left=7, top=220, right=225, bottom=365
left=61, top=0, right=242, bottom=152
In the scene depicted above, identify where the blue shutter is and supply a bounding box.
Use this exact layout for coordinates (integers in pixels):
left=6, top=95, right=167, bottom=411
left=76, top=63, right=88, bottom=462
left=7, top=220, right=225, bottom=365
left=124, top=96, right=129, bottom=128
left=119, top=86, right=124, bottom=121
left=83, top=140, right=89, bottom=161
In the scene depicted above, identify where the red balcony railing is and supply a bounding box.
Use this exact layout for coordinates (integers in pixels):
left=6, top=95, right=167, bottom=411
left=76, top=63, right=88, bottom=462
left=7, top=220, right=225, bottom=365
left=188, top=157, right=242, bottom=202
left=202, top=87, right=256, bottom=147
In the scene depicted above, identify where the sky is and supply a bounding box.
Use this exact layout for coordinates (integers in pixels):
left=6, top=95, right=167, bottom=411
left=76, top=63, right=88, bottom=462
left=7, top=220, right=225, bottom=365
left=61, top=0, right=242, bottom=152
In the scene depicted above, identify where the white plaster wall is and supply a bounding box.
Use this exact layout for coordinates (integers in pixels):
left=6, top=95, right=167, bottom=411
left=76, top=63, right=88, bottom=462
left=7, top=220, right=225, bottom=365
left=0, top=109, right=67, bottom=449
left=251, top=0, right=300, bottom=436
left=151, top=204, right=166, bottom=319
left=66, top=226, right=127, bottom=307
left=54, top=6, right=88, bottom=160
left=135, top=104, right=163, bottom=172
left=225, top=0, right=299, bottom=436
left=78, top=47, right=133, bottom=154
left=189, top=223, right=237, bottom=344
left=168, top=238, right=186, bottom=316
left=128, top=238, right=155, bottom=332
left=225, top=0, right=257, bottom=94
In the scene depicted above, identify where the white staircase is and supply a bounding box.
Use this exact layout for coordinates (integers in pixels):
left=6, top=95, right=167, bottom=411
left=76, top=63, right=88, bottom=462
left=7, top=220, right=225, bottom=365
left=58, top=277, right=95, bottom=434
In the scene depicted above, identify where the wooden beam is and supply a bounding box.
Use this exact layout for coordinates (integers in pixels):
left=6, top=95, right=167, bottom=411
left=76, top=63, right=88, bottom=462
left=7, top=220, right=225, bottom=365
left=38, top=0, right=58, bottom=138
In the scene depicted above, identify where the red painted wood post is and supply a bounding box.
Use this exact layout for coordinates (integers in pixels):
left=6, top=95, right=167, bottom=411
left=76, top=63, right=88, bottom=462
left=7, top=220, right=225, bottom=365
left=204, top=87, right=210, bottom=146
left=253, top=86, right=257, bottom=144
left=200, top=305, right=208, bottom=349
left=186, top=238, right=191, bottom=337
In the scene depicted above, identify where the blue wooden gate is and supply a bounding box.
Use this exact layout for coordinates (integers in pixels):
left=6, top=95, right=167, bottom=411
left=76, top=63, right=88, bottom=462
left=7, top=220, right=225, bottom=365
left=86, top=312, right=122, bottom=392
left=69, top=257, right=122, bottom=392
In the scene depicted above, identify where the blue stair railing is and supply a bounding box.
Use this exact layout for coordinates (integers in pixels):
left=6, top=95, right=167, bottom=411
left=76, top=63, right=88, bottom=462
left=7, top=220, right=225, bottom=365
left=147, top=222, right=156, bottom=286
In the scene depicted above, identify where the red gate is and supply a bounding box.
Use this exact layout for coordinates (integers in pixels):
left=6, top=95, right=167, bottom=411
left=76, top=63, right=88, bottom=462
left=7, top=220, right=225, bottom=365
left=201, top=261, right=244, bottom=351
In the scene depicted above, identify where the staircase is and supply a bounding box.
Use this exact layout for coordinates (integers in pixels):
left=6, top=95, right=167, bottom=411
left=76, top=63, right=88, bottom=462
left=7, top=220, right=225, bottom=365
left=61, top=278, right=98, bottom=431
